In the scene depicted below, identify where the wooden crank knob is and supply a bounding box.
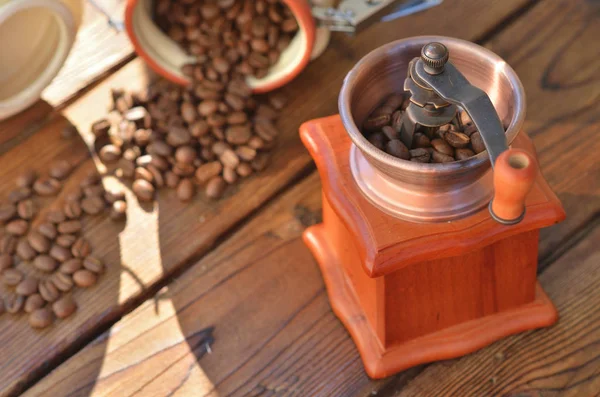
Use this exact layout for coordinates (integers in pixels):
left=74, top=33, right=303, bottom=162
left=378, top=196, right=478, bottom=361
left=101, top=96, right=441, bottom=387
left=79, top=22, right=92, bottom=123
left=490, top=148, right=537, bottom=225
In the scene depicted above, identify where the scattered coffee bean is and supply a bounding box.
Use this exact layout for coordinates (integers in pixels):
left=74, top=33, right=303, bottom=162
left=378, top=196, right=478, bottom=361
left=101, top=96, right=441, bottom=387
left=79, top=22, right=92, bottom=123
left=50, top=244, right=73, bottom=263
left=58, top=220, right=82, bottom=234
left=0, top=235, right=17, bottom=254
left=38, top=222, right=58, bottom=240
left=59, top=258, right=82, bottom=274
left=16, top=239, right=37, bottom=260
left=386, top=140, right=410, bottom=160
left=110, top=200, right=127, bottom=221
left=28, top=231, right=51, bottom=253
left=132, top=179, right=155, bottom=202
left=413, top=133, right=431, bottom=148
left=24, top=294, right=45, bottom=313
left=432, top=151, right=455, bottom=163
left=56, top=234, right=77, bottom=248
left=34, top=255, right=58, bottom=272
left=46, top=210, right=66, bottom=224
left=39, top=280, right=60, bottom=302
left=83, top=256, right=104, bottom=274
left=91, top=119, right=111, bottom=138
left=99, top=145, right=122, bottom=163
left=49, top=160, right=73, bottom=180
left=64, top=200, right=82, bottom=219
left=51, top=272, right=74, bottom=292
left=29, top=307, right=54, bottom=329
left=72, top=237, right=91, bottom=258
left=431, top=139, right=454, bottom=157
left=3, top=268, right=23, bottom=286
left=52, top=295, right=77, bottom=319
left=73, top=269, right=97, bottom=288
left=33, top=177, right=62, bottom=196
left=4, top=293, right=24, bottom=314
left=0, top=204, right=16, bottom=223
left=8, top=187, right=32, bottom=203
left=444, top=131, right=471, bottom=149
left=455, top=148, right=476, bottom=161
left=206, top=176, right=226, bottom=199
left=471, top=131, right=486, bottom=154
left=16, top=170, right=38, bottom=188
left=0, top=254, right=13, bottom=270
left=81, top=196, right=105, bottom=215
left=16, top=277, right=39, bottom=296
left=409, top=148, right=431, bottom=163
left=177, top=179, right=195, bottom=202
left=6, top=219, right=29, bottom=236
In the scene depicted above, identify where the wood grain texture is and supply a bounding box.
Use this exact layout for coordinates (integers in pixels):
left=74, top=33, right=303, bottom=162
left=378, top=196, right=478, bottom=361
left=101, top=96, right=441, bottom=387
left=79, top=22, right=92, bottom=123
left=42, top=0, right=132, bottom=106
left=484, top=0, right=600, bottom=257
left=388, top=225, right=600, bottom=397
left=2, top=1, right=536, bottom=395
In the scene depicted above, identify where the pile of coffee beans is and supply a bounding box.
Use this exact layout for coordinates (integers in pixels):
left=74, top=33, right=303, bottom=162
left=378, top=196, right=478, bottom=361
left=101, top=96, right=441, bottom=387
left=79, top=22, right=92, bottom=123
left=362, top=93, right=488, bottom=163
left=155, top=0, right=299, bottom=80
left=0, top=161, right=126, bottom=329
left=90, top=1, right=299, bottom=203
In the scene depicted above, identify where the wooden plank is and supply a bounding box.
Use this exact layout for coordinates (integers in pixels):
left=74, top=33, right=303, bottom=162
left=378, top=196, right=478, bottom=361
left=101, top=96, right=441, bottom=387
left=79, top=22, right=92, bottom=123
left=483, top=0, right=600, bottom=256
left=42, top=0, right=132, bottom=106
left=1, top=1, right=535, bottom=395
left=389, top=225, right=600, bottom=397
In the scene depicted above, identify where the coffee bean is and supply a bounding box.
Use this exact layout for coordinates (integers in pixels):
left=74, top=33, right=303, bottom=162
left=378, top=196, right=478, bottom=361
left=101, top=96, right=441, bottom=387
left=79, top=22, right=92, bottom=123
left=34, top=255, right=58, bottom=272
left=4, top=293, right=24, bottom=314
left=71, top=237, right=91, bottom=258
left=256, top=104, right=278, bottom=121
left=99, top=145, right=122, bottom=164
left=147, top=141, right=173, bottom=157
left=46, top=210, right=66, bottom=224
left=0, top=254, right=13, bottom=270
left=33, top=177, right=62, bottom=196
left=363, top=114, right=391, bottom=132
left=64, top=200, right=82, bottom=219
left=29, top=307, right=54, bottom=329
left=0, top=204, right=16, bottom=223
left=104, top=190, right=126, bottom=204
left=220, top=149, right=240, bottom=169
left=432, top=151, right=455, bottom=163
left=412, top=133, right=431, bottom=149
left=165, top=171, right=180, bottom=188
left=80, top=172, right=101, bottom=188
left=125, top=106, right=151, bottom=128
left=3, top=268, right=23, bottom=286
left=91, top=119, right=111, bottom=139
left=50, top=244, right=73, bottom=263
left=235, top=146, right=257, bottom=162
left=463, top=124, right=478, bottom=137
left=172, top=162, right=195, bottom=177
left=147, top=165, right=165, bottom=188
left=251, top=153, right=270, bottom=171
left=52, top=295, right=77, bottom=319
left=254, top=120, right=278, bottom=142
left=198, top=100, right=219, bottom=116
left=24, top=294, right=45, bottom=313
left=206, top=176, right=226, bottom=199
left=16, top=239, right=36, bottom=261
left=223, top=167, right=238, bottom=184
left=460, top=110, right=472, bottom=127
left=51, top=272, right=74, bottom=293
left=385, top=140, right=410, bottom=160
left=470, top=131, right=486, bottom=153
left=81, top=196, right=105, bottom=215
left=58, top=220, right=82, bottom=234
left=83, top=256, right=104, bottom=274
left=38, top=223, right=58, bottom=240
left=73, top=269, right=97, bottom=288
left=8, top=187, right=32, bottom=203
left=455, top=148, right=476, bottom=161
left=28, top=231, right=51, bottom=253
left=444, top=131, right=471, bottom=149
left=175, top=146, right=196, bottom=164
left=16, top=277, right=39, bottom=296
left=176, top=179, right=195, bottom=202
left=16, top=170, right=37, bottom=188
left=133, top=179, right=155, bottom=202
left=0, top=235, right=17, bottom=254
left=166, top=127, right=191, bottom=146
left=16, top=199, right=35, bottom=220
left=56, top=234, right=77, bottom=248
left=409, top=148, right=431, bottom=163
left=381, top=126, right=399, bottom=141
left=195, top=162, right=223, bottom=184
left=236, top=163, right=253, bottom=177
left=109, top=200, right=127, bottom=221
left=39, top=280, right=60, bottom=302
left=6, top=219, right=29, bottom=236
left=49, top=160, right=72, bottom=180
left=59, top=258, right=82, bottom=274
left=431, top=139, right=454, bottom=157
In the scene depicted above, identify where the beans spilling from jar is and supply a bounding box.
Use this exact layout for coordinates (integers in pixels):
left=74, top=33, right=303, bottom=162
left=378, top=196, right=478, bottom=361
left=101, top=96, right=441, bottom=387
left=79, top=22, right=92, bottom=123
left=0, top=161, right=125, bottom=329
left=90, top=0, right=298, bottom=202
left=362, top=93, right=488, bottom=163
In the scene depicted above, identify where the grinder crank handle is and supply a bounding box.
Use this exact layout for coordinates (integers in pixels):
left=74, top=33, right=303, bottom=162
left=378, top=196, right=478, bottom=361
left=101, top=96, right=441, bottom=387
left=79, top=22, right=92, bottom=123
left=414, top=42, right=536, bottom=224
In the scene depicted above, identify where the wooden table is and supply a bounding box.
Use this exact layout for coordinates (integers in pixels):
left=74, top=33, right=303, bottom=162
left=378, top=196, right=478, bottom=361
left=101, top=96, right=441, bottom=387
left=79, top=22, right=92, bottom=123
left=1, top=0, right=598, bottom=395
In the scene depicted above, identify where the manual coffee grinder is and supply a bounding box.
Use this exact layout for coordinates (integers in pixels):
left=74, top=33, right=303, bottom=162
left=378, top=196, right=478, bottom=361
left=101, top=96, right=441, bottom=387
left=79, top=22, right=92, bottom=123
left=300, top=36, right=565, bottom=378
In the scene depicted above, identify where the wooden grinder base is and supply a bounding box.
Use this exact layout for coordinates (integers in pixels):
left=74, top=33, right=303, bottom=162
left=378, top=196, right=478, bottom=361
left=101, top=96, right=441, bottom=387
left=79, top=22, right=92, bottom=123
left=300, top=115, right=566, bottom=379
